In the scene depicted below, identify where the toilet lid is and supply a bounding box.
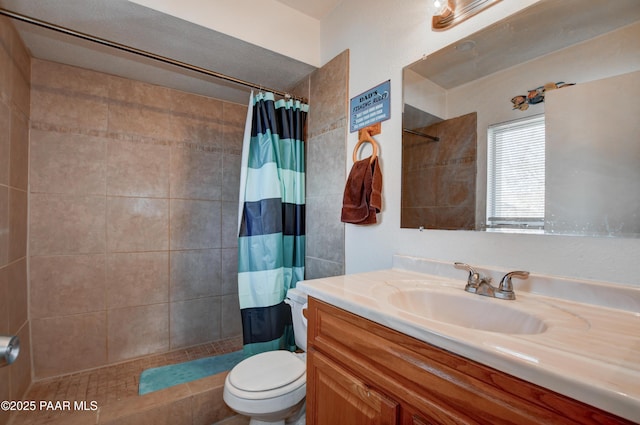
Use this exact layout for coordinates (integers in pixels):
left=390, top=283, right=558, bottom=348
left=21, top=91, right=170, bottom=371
left=229, top=351, right=305, bottom=392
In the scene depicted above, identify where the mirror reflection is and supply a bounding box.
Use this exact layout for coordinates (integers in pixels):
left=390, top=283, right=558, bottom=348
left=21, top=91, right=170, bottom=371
left=401, top=0, right=640, bottom=237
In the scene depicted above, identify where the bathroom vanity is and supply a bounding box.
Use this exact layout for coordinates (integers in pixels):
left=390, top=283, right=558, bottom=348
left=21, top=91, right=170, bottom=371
left=298, top=256, right=640, bottom=424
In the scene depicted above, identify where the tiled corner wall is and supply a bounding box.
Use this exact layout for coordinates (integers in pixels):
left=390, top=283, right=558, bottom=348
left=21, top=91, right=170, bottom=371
left=304, top=50, right=349, bottom=279
left=0, top=15, right=32, bottom=425
left=401, top=112, right=477, bottom=230
left=28, top=59, right=245, bottom=379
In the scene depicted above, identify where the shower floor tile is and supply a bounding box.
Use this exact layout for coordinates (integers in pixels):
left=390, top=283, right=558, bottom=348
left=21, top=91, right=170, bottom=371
left=10, top=336, right=243, bottom=425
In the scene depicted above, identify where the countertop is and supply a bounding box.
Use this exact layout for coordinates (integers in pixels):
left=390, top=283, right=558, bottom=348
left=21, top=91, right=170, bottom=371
left=297, top=256, right=640, bottom=423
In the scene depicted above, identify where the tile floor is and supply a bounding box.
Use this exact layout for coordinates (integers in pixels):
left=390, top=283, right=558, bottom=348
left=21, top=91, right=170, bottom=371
left=10, top=336, right=243, bottom=425
left=213, top=415, right=250, bottom=425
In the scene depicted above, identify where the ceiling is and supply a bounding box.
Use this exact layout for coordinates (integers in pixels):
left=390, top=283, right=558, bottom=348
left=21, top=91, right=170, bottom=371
left=8, top=0, right=637, bottom=106
left=275, top=0, right=342, bottom=20
left=0, top=0, right=339, bottom=104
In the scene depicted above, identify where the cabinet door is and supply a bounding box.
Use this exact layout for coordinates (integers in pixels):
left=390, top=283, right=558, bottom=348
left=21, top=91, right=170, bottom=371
left=410, top=416, right=430, bottom=425
left=405, top=411, right=473, bottom=425
left=402, top=404, right=475, bottom=425
left=307, top=349, right=399, bottom=425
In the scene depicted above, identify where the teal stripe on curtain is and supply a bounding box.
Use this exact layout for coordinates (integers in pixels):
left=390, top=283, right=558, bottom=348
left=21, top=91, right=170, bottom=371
left=247, top=135, right=305, bottom=173
left=238, top=91, right=308, bottom=357
left=243, top=166, right=305, bottom=205
left=237, top=264, right=304, bottom=309
left=238, top=234, right=305, bottom=272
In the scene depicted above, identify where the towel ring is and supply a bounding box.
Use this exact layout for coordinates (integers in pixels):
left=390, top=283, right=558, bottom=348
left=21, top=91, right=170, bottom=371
left=352, top=133, right=379, bottom=163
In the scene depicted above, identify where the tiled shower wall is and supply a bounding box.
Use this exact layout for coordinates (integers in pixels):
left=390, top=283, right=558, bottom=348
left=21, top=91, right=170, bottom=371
left=29, top=59, right=245, bottom=379
left=401, top=112, right=477, bottom=230
left=304, top=50, right=349, bottom=279
left=0, top=15, right=32, bottom=424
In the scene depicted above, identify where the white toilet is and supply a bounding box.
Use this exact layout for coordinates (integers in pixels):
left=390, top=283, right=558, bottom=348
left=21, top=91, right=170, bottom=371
left=223, top=288, right=308, bottom=425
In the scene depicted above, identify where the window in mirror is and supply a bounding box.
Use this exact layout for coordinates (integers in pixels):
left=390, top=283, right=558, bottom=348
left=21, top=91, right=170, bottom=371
left=486, top=115, right=545, bottom=232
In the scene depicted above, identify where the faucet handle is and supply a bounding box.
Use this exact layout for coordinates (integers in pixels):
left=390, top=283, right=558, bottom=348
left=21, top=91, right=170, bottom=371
left=454, top=262, right=481, bottom=293
left=454, top=262, right=479, bottom=281
left=496, top=271, right=530, bottom=300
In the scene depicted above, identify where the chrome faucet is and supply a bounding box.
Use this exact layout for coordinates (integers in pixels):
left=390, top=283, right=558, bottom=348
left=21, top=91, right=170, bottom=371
left=454, top=262, right=529, bottom=300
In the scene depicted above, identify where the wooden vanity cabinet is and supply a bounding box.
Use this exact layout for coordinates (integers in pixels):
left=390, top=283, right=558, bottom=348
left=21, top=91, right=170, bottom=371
left=306, top=297, right=633, bottom=425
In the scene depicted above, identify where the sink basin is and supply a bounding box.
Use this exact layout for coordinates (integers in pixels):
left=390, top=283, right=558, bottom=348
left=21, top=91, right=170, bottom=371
left=386, top=288, right=547, bottom=334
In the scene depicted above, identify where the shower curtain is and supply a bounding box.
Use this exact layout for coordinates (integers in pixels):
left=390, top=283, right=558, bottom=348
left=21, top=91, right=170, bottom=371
left=237, top=91, right=308, bottom=357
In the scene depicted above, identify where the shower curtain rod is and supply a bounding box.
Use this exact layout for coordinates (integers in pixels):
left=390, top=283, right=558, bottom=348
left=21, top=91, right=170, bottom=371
left=0, top=8, right=305, bottom=101
left=403, top=128, right=440, bottom=142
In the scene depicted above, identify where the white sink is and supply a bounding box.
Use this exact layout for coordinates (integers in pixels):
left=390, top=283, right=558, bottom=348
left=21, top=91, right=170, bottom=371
left=386, top=288, right=547, bottom=334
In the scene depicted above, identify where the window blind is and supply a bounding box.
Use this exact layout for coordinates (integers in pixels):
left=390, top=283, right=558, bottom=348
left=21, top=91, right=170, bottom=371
left=487, top=115, right=545, bottom=228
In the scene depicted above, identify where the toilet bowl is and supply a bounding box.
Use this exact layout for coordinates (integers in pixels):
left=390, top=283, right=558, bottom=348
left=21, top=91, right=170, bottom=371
left=223, top=288, right=308, bottom=425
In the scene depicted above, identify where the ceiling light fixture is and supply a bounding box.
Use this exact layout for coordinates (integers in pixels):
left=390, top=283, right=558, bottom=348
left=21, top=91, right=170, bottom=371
left=428, top=0, right=454, bottom=22
left=430, top=0, right=502, bottom=31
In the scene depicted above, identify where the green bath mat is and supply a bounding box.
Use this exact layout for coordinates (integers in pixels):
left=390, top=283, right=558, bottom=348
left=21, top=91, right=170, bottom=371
left=139, top=350, right=245, bottom=395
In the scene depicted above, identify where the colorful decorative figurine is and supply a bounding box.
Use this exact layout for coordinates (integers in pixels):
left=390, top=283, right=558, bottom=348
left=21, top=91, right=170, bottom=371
left=511, top=82, right=575, bottom=111
left=511, top=94, right=528, bottom=111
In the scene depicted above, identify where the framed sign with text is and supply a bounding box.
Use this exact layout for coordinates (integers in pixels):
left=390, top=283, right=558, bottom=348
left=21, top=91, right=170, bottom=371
left=350, top=80, right=390, bottom=132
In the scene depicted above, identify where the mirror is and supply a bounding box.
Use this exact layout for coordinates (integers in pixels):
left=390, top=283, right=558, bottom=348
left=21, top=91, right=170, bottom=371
left=402, top=0, right=640, bottom=237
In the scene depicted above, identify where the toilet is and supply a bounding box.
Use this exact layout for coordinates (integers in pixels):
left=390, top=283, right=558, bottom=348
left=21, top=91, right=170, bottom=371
left=223, top=288, right=308, bottom=425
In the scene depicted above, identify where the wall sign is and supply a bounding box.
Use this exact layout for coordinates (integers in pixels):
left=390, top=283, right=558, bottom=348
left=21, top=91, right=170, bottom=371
left=350, top=80, right=390, bottom=132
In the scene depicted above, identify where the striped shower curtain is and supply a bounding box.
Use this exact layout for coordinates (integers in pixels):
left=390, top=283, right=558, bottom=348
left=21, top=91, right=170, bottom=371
left=237, top=91, right=308, bottom=357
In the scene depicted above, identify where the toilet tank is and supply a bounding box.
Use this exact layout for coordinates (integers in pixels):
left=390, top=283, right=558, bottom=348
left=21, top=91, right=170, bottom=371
left=285, top=288, right=308, bottom=351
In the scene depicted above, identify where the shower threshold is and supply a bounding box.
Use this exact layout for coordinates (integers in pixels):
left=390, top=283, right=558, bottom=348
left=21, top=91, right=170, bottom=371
left=9, top=336, right=242, bottom=425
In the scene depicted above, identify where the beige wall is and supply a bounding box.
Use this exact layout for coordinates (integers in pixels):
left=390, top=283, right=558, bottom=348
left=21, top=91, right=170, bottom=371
left=545, top=71, right=640, bottom=236
left=28, top=59, right=245, bottom=379
left=0, top=15, right=32, bottom=423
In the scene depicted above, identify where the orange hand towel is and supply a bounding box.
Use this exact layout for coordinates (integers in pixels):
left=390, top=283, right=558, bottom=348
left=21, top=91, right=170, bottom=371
left=341, top=156, right=383, bottom=224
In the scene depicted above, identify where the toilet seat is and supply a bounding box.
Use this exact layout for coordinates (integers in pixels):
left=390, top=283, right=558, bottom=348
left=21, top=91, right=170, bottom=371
left=226, top=350, right=306, bottom=400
